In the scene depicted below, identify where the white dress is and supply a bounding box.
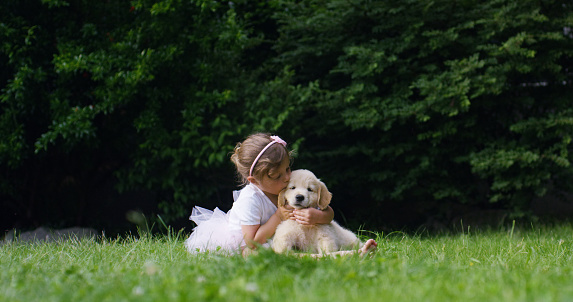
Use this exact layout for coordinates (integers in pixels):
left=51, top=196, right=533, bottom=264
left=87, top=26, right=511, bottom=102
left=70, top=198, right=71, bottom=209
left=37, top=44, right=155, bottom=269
left=184, top=184, right=277, bottom=254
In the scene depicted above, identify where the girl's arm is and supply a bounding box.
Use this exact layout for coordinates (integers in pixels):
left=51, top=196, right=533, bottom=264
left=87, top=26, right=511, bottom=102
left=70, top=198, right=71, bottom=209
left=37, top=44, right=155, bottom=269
left=293, top=205, right=334, bottom=225
left=241, top=211, right=282, bottom=249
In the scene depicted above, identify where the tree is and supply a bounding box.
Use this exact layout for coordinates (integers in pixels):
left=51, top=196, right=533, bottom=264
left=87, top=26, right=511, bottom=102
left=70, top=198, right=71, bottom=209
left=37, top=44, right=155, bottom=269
left=0, top=0, right=274, bottom=230
left=266, top=0, right=573, bottom=226
left=1, top=0, right=572, bottom=231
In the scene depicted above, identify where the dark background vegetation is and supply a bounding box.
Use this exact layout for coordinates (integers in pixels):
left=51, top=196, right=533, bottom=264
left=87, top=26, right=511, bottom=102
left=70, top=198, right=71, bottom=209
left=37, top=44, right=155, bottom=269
left=1, top=0, right=572, bottom=234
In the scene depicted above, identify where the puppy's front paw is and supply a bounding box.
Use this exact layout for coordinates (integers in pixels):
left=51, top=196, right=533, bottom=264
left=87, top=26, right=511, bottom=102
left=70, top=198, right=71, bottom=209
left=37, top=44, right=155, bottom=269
left=271, top=235, right=288, bottom=253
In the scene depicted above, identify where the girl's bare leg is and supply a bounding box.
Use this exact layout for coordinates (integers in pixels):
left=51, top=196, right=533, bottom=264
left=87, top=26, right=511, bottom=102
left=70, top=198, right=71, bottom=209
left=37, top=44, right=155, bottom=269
left=304, top=239, right=378, bottom=258
left=358, top=239, right=378, bottom=257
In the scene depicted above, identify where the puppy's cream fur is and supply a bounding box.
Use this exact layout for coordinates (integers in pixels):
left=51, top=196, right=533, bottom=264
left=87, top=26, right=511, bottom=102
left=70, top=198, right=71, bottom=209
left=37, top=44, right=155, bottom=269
left=272, top=169, right=362, bottom=254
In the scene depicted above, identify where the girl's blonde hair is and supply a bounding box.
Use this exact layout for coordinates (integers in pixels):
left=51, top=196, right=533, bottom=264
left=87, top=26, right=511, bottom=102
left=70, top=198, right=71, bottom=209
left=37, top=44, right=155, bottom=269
left=230, top=133, right=291, bottom=185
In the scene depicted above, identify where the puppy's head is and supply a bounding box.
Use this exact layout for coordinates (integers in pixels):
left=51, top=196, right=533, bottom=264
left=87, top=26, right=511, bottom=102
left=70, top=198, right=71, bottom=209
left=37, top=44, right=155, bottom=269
left=278, top=169, right=332, bottom=210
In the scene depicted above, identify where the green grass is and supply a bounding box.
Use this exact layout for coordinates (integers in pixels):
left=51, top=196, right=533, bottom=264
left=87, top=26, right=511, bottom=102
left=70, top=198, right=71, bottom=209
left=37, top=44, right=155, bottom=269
left=2, top=224, right=573, bottom=302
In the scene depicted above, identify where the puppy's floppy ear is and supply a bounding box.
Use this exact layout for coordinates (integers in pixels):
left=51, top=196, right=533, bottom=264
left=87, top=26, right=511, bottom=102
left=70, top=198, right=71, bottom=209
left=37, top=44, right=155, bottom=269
left=317, top=179, right=332, bottom=210
left=278, top=188, right=287, bottom=208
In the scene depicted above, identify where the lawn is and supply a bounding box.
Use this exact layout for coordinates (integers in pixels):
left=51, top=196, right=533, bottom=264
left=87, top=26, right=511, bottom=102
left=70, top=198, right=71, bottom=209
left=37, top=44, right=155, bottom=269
left=2, top=224, right=573, bottom=302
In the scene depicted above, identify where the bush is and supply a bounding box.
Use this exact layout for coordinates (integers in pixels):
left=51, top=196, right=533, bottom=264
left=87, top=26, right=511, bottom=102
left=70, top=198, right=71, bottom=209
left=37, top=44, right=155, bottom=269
left=0, top=0, right=268, bottom=230
left=268, top=0, right=573, bottom=226
left=1, top=0, right=572, bottom=231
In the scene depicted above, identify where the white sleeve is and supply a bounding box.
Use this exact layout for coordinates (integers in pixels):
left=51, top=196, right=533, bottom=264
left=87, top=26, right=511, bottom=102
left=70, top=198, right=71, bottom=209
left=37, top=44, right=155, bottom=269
left=233, top=196, right=263, bottom=226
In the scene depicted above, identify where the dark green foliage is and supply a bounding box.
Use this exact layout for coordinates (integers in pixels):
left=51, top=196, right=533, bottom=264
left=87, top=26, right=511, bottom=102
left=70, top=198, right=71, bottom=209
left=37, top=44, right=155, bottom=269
left=270, top=0, right=573, bottom=224
left=1, top=0, right=265, bottom=229
left=1, top=0, right=572, bottom=231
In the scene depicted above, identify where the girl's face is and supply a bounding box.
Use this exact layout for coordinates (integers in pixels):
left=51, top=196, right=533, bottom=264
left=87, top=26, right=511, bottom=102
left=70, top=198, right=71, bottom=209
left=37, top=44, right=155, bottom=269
left=254, top=156, right=291, bottom=197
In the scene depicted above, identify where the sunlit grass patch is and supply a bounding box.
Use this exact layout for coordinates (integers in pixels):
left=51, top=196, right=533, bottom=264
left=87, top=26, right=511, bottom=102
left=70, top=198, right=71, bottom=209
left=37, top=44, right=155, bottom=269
left=2, top=224, right=573, bottom=301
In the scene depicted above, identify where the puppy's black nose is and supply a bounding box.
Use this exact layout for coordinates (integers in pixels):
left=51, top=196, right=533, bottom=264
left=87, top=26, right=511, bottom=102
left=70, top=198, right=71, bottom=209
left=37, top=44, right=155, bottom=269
left=295, top=195, right=304, bottom=202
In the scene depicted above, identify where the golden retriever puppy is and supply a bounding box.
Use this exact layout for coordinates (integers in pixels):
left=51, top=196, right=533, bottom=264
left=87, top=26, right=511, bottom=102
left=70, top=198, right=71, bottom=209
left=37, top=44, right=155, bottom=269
left=272, top=169, right=362, bottom=254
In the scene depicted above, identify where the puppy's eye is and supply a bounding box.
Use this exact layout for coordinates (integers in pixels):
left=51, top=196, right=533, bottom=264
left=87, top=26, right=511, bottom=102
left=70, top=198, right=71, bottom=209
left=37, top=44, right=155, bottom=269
left=290, top=186, right=296, bottom=190
left=307, top=188, right=313, bottom=192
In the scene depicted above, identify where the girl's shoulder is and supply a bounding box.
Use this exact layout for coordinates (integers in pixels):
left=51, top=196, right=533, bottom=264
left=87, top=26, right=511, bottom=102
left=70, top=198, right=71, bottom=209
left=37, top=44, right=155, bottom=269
left=233, top=184, right=264, bottom=204
left=229, top=184, right=276, bottom=225
left=232, top=184, right=277, bottom=217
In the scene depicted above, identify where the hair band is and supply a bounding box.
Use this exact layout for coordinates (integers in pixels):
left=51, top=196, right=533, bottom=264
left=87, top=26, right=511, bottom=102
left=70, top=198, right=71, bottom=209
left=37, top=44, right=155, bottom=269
left=249, top=135, right=287, bottom=177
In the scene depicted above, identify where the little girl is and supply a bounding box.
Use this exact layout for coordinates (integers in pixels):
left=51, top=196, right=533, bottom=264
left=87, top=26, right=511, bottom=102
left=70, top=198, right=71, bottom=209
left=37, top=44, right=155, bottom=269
left=185, top=133, right=376, bottom=256
left=185, top=133, right=333, bottom=254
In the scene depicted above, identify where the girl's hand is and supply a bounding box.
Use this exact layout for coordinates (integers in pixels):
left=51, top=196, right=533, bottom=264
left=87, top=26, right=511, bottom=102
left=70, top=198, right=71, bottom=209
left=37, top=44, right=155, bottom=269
left=294, top=206, right=334, bottom=225
left=277, top=205, right=295, bottom=221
